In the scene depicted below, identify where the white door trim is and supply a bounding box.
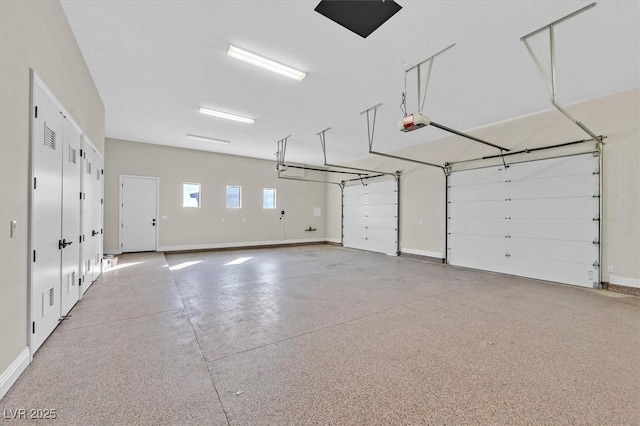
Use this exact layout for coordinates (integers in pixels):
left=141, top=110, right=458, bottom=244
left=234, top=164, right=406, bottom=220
left=119, top=175, right=160, bottom=253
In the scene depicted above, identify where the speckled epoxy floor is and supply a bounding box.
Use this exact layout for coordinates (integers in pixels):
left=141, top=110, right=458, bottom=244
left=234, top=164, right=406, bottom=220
left=2, top=245, right=639, bottom=425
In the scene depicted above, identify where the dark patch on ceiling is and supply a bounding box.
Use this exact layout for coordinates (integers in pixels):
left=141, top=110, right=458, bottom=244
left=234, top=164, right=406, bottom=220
left=314, top=1, right=402, bottom=39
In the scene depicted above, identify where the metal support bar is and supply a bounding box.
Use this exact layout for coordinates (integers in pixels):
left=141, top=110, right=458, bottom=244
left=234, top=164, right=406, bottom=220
left=404, top=43, right=455, bottom=114
left=445, top=136, right=603, bottom=167
left=552, top=101, right=602, bottom=142
left=283, top=164, right=370, bottom=176
left=430, top=121, right=510, bottom=152
left=360, top=103, right=447, bottom=173
left=520, top=2, right=596, bottom=41
left=520, top=2, right=602, bottom=142
left=317, top=127, right=396, bottom=177
left=277, top=173, right=343, bottom=186
left=275, top=135, right=292, bottom=165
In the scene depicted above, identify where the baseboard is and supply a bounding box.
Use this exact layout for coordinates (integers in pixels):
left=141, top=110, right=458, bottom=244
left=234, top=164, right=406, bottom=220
left=325, top=238, right=342, bottom=245
left=158, top=238, right=329, bottom=253
left=603, top=282, right=640, bottom=296
left=104, top=249, right=122, bottom=255
left=608, top=274, right=640, bottom=289
left=0, top=347, right=30, bottom=400
left=400, top=248, right=444, bottom=259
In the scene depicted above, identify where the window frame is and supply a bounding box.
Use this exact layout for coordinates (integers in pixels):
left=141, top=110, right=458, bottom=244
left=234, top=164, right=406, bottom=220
left=226, top=185, right=242, bottom=209
left=182, top=182, right=201, bottom=208
left=262, top=188, right=277, bottom=210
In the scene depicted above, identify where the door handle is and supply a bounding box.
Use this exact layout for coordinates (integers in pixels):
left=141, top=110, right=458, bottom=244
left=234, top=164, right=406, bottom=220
left=152, top=219, right=156, bottom=226
left=59, top=239, right=73, bottom=249
left=92, top=230, right=98, bottom=236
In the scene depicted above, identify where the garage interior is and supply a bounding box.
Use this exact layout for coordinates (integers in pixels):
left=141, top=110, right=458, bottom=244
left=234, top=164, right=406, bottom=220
left=0, top=1, right=638, bottom=425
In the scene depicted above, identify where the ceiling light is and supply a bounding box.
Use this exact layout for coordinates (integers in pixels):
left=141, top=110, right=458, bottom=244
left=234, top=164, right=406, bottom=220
left=198, top=107, right=255, bottom=124
left=227, top=45, right=306, bottom=81
left=186, top=134, right=230, bottom=145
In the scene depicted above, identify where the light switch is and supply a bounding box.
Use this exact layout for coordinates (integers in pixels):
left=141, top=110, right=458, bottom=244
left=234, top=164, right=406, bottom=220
left=10, top=220, right=17, bottom=238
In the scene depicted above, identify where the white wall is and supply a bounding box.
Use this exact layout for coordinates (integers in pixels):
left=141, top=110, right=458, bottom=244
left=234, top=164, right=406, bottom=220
left=327, top=89, right=640, bottom=284
left=104, top=138, right=327, bottom=253
left=0, top=0, right=104, bottom=377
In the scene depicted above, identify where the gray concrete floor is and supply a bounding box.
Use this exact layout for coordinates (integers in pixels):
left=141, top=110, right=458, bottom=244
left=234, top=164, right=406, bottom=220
left=2, top=245, right=639, bottom=425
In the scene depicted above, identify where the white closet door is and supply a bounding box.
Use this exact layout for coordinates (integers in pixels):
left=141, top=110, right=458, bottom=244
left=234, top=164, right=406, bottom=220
left=31, top=86, right=64, bottom=352
left=343, top=178, right=398, bottom=255
left=121, top=176, right=158, bottom=253
left=60, top=119, right=82, bottom=315
left=91, top=153, right=104, bottom=282
left=448, top=153, right=600, bottom=288
left=81, top=141, right=95, bottom=291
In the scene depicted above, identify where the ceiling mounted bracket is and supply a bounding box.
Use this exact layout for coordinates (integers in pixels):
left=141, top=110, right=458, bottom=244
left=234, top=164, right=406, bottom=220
left=316, top=127, right=395, bottom=177
left=404, top=43, right=456, bottom=116
left=399, top=45, right=510, bottom=152
left=360, top=103, right=447, bottom=174
left=520, top=2, right=603, bottom=143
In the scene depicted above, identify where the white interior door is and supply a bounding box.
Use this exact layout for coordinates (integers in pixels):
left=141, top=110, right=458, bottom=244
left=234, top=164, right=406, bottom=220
left=447, top=153, right=600, bottom=288
left=121, top=176, right=158, bottom=253
left=343, top=178, right=398, bottom=255
left=31, top=85, right=63, bottom=352
left=60, top=119, right=81, bottom=315
left=81, top=141, right=94, bottom=290
left=92, top=153, right=104, bottom=282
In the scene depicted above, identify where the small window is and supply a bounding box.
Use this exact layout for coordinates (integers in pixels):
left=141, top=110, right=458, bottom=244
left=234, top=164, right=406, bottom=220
left=183, top=183, right=201, bottom=207
left=263, top=188, right=276, bottom=209
left=226, top=185, right=242, bottom=209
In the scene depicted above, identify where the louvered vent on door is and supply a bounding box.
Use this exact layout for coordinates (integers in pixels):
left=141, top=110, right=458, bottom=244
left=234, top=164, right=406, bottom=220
left=96, top=168, right=100, bottom=180
left=44, top=124, right=56, bottom=150
left=69, top=146, right=77, bottom=164
left=42, top=287, right=54, bottom=316
left=86, top=161, right=92, bottom=175
left=68, top=269, right=76, bottom=292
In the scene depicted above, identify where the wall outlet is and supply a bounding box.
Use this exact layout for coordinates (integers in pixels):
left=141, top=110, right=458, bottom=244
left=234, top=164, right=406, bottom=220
left=607, top=266, right=614, bottom=273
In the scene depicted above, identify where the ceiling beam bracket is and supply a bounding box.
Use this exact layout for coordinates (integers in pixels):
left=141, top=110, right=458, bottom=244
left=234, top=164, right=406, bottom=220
left=520, top=2, right=603, bottom=143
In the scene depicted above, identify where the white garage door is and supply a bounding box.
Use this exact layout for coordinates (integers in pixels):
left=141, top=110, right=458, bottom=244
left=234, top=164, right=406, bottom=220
left=343, top=178, right=398, bottom=255
left=447, top=153, right=600, bottom=288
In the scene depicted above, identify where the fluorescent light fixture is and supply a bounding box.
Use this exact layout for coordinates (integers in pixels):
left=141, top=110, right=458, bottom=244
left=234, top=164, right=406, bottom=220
left=186, top=134, right=230, bottom=145
left=227, top=45, right=306, bottom=81
left=198, top=107, right=255, bottom=124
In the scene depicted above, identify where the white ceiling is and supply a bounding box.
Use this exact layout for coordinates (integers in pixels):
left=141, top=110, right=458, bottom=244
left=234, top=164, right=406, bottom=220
left=60, top=1, right=639, bottom=165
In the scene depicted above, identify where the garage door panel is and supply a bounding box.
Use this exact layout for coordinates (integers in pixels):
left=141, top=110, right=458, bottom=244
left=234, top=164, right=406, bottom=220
left=449, top=234, right=507, bottom=255
left=448, top=248, right=507, bottom=273
left=508, top=174, right=598, bottom=199
left=368, top=216, right=397, bottom=229
left=510, top=218, right=598, bottom=241
left=365, top=192, right=397, bottom=205
left=449, top=200, right=506, bottom=218
left=508, top=197, right=597, bottom=219
left=343, top=178, right=398, bottom=255
left=343, top=226, right=367, bottom=238
left=448, top=167, right=505, bottom=186
left=504, top=256, right=597, bottom=288
left=447, top=153, right=599, bottom=288
left=448, top=182, right=506, bottom=203
left=343, top=205, right=368, bottom=217
left=448, top=218, right=506, bottom=236
left=507, top=238, right=598, bottom=264
left=509, top=155, right=598, bottom=180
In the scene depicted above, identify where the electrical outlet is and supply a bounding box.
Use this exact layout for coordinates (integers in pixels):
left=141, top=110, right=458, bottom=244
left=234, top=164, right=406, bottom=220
left=607, top=266, right=614, bottom=273
left=10, top=220, right=17, bottom=238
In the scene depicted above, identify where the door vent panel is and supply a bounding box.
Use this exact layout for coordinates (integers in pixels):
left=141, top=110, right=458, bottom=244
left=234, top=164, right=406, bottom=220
left=44, top=124, right=56, bottom=150
left=42, top=287, right=54, bottom=316
left=69, top=146, right=77, bottom=164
